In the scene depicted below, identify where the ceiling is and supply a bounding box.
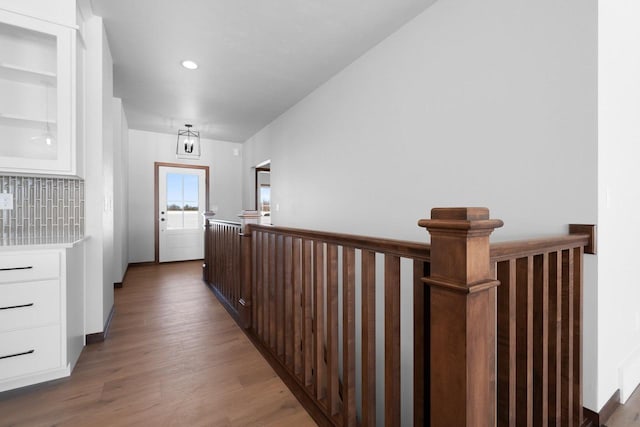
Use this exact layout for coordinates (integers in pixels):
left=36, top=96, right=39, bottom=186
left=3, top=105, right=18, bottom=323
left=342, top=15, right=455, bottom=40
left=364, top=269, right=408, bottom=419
left=90, top=0, right=437, bottom=142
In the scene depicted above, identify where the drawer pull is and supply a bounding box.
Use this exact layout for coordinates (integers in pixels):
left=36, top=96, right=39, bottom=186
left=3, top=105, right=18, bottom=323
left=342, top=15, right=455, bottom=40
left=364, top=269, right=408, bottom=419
left=0, top=266, right=33, bottom=272
left=0, top=349, right=35, bottom=360
left=0, top=303, right=34, bottom=311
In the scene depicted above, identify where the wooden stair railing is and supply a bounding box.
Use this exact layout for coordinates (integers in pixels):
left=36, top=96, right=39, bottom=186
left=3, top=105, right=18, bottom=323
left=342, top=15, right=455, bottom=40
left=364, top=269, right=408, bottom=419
left=244, top=223, right=431, bottom=426
left=203, top=208, right=594, bottom=427
left=203, top=219, right=243, bottom=321
left=491, top=229, right=595, bottom=427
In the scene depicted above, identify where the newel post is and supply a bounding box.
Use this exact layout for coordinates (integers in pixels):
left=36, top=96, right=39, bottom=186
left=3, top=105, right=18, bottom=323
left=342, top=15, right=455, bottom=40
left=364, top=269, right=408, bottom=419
left=237, top=211, right=260, bottom=329
left=418, top=207, right=503, bottom=427
left=202, top=211, right=216, bottom=282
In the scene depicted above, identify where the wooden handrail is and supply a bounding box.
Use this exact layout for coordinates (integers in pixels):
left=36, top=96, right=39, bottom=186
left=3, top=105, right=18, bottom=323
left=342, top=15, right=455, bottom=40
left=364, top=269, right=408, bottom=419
left=249, top=224, right=431, bottom=261
left=205, top=218, right=242, bottom=226
left=490, top=234, right=590, bottom=262
left=249, top=224, right=596, bottom=264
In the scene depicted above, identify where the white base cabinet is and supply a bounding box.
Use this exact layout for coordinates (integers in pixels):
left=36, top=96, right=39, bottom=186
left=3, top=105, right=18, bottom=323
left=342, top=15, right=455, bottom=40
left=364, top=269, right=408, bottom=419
left=0, top=242, right=84, bottom=392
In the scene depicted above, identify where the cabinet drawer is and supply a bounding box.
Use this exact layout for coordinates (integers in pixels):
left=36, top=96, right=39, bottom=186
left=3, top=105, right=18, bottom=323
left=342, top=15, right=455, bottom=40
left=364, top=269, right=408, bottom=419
left=0, top=325, right=61, bottom=380
left=0, top=252, right=60, bottom=283
left=0, top=280, right=60, bottom=332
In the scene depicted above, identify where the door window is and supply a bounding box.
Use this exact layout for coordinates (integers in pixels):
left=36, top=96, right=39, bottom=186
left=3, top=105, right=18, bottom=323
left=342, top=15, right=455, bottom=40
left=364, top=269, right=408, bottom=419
left=166, top=173, right=199, bottom=229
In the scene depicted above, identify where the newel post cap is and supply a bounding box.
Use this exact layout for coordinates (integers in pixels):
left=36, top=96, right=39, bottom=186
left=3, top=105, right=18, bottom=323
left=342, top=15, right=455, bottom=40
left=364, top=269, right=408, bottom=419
left=202, top=211, right=216, bottom=220
left=238, top=210, right=261, bottom=219
left=238, top=210, right=261, bottom=233
left=418, top=207, right=503, bottom=233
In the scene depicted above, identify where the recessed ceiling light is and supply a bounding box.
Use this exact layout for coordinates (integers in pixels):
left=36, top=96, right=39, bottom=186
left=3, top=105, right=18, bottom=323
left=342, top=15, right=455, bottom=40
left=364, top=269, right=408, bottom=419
left=181, top=60, right=198, bottom=70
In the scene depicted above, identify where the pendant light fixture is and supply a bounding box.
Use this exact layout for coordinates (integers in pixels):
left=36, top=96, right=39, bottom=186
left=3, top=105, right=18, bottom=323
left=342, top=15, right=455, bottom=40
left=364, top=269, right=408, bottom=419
left=176, top=124, right=201, bottom=159
left=43, top=84, right=55, bottom=147
left=31, top=84, right=56, bottom=149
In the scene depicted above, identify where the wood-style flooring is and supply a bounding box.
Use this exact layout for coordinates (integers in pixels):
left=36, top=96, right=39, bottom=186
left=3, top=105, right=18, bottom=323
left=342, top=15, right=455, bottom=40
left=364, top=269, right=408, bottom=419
left=607, top=387, right=640, bottom=426
left=0, top=261, right=316, bottom=426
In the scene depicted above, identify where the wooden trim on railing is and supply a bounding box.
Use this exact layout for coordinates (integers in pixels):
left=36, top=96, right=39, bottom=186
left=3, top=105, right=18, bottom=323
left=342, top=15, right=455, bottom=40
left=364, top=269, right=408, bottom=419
left=249, top=224, right=431, bottom=261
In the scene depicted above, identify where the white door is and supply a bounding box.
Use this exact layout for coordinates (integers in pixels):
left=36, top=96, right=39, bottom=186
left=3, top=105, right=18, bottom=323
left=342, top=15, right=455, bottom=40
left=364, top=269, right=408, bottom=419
left=158, top=166, right=206, bottom=262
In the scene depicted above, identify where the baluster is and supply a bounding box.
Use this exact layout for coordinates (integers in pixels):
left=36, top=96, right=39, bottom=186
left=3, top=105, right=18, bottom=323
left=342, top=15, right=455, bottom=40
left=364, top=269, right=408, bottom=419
left=326, top=244, right=339, bottom=415
left=561, top=249, right=574, bottom=426
left=385, top=254, right=401, bottom=427
left=229, top=226, right=233, bottom=299
left=276, top=234, right=285, bottom=359
left=343, top=247, right=356, bottom=426
left=239, top=226, right=252, bottom=328
left=293, top=238, right=303, bottom=377
left=262, top=232, right=270, bottom=345
left=253, top=230, right=260, bottom=335
left=314, top=241, right=326, bottom=400
left=285, top=236, right=294, bottom=368
left=573, top=247, right=583, bottom=425
left=361, top=249, right=376, bottom=427
left=548, top=251, right=562, bottom=426
left=533, top=253, right=549, bottom=425
left=497, top=259, right=517, bottom=427
left=302, top=239, right=314, bottom=387
left=413, top=259, right=429, bottom=427
left=269, top=233, right=277, bottom=351
left=234, top=227, right=238, bottom=306
left=224, top=225, right=228, bottom=297
left=223, top=226, right=228, bottom=297
left=516, top=256, right=534, bottom=427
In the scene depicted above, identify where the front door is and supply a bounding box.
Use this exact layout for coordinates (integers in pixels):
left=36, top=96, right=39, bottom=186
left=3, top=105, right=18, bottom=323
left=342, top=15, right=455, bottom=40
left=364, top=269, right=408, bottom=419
left=158, top=166, right=206, bottom=262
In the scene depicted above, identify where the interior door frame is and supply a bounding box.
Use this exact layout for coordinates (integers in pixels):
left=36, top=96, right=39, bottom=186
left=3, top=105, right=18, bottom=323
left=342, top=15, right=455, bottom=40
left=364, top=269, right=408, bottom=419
left=254, top=166, right=270, bottom=210
left=154, top=162, right=210, bottom=263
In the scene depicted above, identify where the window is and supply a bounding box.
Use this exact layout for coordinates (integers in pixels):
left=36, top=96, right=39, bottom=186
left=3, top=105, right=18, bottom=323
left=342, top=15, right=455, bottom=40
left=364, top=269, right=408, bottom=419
left=166, top=173, right=199, bottom=229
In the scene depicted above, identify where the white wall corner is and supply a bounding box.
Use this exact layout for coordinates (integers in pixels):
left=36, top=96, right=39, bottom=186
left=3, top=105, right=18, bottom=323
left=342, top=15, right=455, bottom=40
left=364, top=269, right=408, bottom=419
left=619, top=344, right=640, bottom=403
left=76, top=0, right=93, bottom=21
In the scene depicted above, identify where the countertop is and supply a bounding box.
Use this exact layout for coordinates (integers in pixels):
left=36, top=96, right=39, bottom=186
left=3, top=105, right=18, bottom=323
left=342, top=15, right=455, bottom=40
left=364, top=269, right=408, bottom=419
left=0, top=236, right=88, bottom=251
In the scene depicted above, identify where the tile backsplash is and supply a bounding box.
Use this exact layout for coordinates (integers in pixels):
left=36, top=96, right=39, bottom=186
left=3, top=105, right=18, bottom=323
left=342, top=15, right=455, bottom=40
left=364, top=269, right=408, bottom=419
left=0, top=175, right=84, bottom=244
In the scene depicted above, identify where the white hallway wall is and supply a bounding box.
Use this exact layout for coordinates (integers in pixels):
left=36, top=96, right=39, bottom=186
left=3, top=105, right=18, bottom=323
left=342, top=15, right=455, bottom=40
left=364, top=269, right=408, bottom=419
left=243, top=0, right=601, bottom=413
left=113, top=98, right=129, bottom=283
left=598, top=0, right=640, bottom=405
left=127, top=129, right=243, bottom=263
left=84, top=13, right=115, bottom=334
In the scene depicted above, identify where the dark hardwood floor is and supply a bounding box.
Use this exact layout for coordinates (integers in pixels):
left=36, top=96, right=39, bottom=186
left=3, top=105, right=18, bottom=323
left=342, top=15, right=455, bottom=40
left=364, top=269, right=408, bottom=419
left=607, top=387, right=640, bottom=426
left=0, top=261, right=315, bottom=426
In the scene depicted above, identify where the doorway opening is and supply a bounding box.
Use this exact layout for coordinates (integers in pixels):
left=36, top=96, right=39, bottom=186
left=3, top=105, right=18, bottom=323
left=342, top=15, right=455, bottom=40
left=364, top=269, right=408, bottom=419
left=255, top=161, right=270, bottom=223
left=154, top=162, right=209, bottom=263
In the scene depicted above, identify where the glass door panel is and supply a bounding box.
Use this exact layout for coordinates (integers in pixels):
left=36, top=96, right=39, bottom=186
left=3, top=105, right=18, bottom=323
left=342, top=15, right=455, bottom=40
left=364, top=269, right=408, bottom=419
left=166, top=173, right=200, bottom=230
left=0, top=21, right=58, bottom=160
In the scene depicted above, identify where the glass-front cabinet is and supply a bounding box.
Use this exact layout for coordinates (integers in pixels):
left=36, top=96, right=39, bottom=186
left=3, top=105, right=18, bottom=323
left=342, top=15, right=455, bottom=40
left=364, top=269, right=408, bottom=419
left=0, top=9, right=78, bottom=176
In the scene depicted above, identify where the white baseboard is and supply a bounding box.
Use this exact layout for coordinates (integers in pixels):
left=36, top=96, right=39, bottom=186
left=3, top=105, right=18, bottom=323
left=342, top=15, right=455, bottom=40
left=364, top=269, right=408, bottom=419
left=619, top=344, right=640, bottom=403
left=0, top=365, right=70, bottom=393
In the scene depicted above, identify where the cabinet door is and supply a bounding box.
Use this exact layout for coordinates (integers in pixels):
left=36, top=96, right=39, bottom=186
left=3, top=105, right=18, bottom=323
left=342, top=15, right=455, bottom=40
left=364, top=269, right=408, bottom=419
left=0, top=0, right=76, bottom=27
left=0, top=10, right=76, bottom=176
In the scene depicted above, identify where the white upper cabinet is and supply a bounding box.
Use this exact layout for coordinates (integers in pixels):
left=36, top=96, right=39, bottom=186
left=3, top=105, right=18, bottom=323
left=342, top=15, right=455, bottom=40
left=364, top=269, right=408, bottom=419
left=0, top=9, right=80, bottom=177
left=0, top=0, right=76, bottom=27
